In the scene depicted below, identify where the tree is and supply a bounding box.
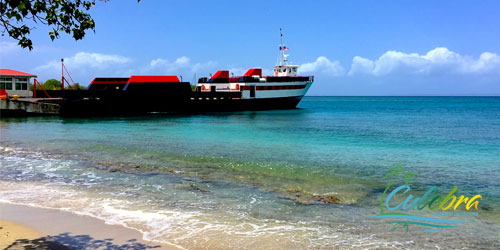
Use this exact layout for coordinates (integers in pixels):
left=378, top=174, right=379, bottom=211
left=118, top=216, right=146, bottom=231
left=0, top=0, right=140, bottom=50
left=42, top=78, right=62, bottom=90
left=37, top=79, right=86, bottom=90
left=68, top=82, right=87, bottom=90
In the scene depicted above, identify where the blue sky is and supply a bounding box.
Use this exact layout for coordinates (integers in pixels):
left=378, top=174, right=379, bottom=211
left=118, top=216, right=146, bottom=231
left=1, top=0, right=499, bottom=95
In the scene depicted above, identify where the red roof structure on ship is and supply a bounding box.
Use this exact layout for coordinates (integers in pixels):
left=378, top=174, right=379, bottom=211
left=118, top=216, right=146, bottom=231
left=90, top=77, right=129, bottom=85
left=211, top=71, right=229, bottom=79
left=244, top=68, right=262, bottom=77
left=128, top=75, right=180, bottom=83
left=0, top=69, right=37, bottom=77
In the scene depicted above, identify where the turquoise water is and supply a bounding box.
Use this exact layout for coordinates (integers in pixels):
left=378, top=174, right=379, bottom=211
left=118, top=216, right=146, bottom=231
left=1, top=97, right=499, bottom=249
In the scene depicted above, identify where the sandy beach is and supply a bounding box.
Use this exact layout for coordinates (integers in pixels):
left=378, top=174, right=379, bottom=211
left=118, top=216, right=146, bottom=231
left=0, top=203, right=179, bottom=250
left=0, top=219, right=43, bottom=249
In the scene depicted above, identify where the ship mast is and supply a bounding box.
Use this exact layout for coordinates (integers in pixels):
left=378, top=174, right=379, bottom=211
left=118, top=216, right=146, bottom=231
left=279, top=28, right=289, bottom=66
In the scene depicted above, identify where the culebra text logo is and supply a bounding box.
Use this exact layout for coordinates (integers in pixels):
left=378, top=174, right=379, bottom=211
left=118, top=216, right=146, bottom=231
left=373, top=165, right=482, bottom=232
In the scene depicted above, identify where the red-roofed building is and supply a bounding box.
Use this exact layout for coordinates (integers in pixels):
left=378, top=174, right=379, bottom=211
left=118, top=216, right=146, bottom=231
left=0, top=69, right=37, bottom=97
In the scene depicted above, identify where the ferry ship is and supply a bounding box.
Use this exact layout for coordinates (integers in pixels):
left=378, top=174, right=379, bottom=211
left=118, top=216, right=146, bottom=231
left=36, top=30, right=314, bottom=116
left=193, top=29, right=314, bottom=110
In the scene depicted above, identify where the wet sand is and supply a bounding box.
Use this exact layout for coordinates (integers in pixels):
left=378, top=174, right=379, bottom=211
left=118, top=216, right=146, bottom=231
left=0, top=203, right=180, bottom=250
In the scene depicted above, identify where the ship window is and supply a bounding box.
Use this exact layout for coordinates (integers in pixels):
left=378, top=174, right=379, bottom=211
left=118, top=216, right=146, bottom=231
left=22, top=82, right=28, bottom=90
left=293, top=68, right=297, bottom=72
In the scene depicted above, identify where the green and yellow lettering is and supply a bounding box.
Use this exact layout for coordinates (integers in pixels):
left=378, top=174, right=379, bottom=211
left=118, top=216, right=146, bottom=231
left=439, top=185, right=458, bottom=211
left=453, top=196, right=469, bottom=211
left=466, top=195, right=482, bottom=210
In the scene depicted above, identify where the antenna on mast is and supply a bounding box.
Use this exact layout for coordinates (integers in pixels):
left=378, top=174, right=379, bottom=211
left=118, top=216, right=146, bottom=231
left=280, top=28, right=283, bottom=47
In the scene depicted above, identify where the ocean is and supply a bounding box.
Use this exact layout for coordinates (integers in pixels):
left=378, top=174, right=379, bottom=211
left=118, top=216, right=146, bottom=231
left=1, top=96, right=499, bottom=249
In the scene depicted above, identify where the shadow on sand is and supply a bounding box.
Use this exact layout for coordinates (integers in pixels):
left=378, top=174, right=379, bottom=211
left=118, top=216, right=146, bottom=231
left=4, top=232, right=161, bottom=249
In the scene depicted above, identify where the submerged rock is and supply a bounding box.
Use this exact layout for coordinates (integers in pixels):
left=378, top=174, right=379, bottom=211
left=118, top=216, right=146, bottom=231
left=312, top=195, right=340, bottom=204
left=186, top=182, right=210, bottom=193
left=283, top=188, right=341, bottom=204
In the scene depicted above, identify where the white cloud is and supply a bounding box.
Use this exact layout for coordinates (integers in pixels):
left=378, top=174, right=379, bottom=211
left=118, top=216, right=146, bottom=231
left=32, top=52, right=132, bottom=84
left=0, top=41, right=20, bottom=53
left=348, top=56, right=375, bottom=76
left=148, top=56, right=217, bottom=75
left=175, top=56, right=190, bottom=65
left=299, top=56, right=345, bottom=76
left=149, top=58, right=167, bottom=67
left=191, top=61, right=218, bottom=74
left=348, top=47, right=500, bottom=76
left=36, top=52, right=131, bottom=73
left=468, top=52, right=500, bottom=74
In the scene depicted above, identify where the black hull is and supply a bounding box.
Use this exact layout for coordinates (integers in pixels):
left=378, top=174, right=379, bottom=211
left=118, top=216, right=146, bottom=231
left=188, top=96, right=303, bottom=112
left=59, top=96, right=304, bottom=116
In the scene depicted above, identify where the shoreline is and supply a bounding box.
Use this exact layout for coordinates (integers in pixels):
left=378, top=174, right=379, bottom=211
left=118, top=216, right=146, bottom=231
left=0, top=202, right=181, bottom=250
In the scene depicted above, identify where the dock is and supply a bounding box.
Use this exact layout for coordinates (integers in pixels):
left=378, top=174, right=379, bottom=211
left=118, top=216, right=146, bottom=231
left=0, top=98, right=61, bottom=117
